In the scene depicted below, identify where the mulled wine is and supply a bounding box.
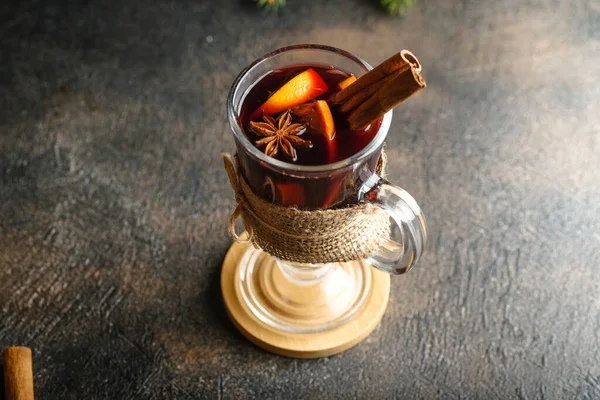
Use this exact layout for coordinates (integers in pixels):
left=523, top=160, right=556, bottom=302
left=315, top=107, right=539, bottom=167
left=236, top=64, right=383, bottom=209
left=240, top=65, right=382, bottom=165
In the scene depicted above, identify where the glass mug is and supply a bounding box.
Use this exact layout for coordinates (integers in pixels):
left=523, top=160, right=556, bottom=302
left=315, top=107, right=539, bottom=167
left=227, top=44, right=426, bottom=333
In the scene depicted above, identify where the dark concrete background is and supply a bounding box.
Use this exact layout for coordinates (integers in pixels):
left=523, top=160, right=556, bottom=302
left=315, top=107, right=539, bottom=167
left=1, top=0, right=599, bottom=398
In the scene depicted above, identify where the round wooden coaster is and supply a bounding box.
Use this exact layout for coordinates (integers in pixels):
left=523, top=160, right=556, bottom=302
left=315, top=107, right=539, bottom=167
left=221, top=240, right=390, bottom=359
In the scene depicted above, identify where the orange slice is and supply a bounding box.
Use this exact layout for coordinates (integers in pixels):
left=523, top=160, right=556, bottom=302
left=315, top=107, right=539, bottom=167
left=251, top=69, right=329, bottom=119
left=313, top=100, right=335, bottom=141
left=290, top=100, right=336, bottom=141
left=276, top=182, right=305, bottom=207
left=290, top=100, right=337, bottom=163
left=338, top=75, right=357, bottom=90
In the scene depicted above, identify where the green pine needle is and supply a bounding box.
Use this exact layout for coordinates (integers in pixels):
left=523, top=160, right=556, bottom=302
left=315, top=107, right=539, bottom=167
left=380, top=0, right=416, bottom=15
left=255, top=0, right=286, bottom=11
left=255, top=0, right=416, bottom=16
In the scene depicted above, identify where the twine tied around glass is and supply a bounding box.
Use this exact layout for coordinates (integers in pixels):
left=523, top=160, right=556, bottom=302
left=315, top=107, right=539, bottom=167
left=222, top=153, right=391, bottom=264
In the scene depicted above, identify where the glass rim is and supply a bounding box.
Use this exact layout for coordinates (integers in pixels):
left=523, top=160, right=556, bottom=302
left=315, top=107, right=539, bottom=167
left=227, top=44, right=392, bottom=174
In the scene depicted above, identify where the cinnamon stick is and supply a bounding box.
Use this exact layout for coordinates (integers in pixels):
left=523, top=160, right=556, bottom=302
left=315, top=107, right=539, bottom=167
left=348, top=67, right=425, bottom=130
left=3, top=347, right=34, bottom=400
left=338, top=70, right=399, bottom=114
left=328, top=49, right=426, bottom=130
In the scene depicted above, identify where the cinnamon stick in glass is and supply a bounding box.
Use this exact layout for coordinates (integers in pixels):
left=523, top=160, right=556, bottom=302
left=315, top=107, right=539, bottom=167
left=328, top=49, right=426, bottom=130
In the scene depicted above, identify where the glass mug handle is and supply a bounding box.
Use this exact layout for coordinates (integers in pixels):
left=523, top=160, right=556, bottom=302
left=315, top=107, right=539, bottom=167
left=358, top=174, right=427, bottom=275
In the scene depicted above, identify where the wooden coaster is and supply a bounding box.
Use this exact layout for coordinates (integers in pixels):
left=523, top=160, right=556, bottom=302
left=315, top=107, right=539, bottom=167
left=221, top=240, right=390, bottom=358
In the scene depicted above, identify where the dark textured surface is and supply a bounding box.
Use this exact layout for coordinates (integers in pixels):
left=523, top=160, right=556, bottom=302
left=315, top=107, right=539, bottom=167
left=1, top=0, right=600, bottom=398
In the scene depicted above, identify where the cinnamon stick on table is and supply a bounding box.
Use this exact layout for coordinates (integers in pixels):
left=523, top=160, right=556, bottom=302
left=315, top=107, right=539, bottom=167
left=328, top=49, right=426, bottom=130
left=3, top=347, right=34, bottom=400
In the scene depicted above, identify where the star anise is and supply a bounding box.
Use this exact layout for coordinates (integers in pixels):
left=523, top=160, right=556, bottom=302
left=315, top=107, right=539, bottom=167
left=248, top=110, right=311, bottom=161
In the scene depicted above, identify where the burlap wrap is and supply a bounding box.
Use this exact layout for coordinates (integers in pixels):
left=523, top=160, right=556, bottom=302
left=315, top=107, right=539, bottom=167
left=222, top=153, right=391, bottom=264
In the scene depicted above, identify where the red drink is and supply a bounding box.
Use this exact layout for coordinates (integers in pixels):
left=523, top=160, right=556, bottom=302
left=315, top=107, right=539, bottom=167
left=227, top=45, right=427, bottom=276
left=240, top=65, right=382, bottom=165
left=237, top=65, right=383, bottom=209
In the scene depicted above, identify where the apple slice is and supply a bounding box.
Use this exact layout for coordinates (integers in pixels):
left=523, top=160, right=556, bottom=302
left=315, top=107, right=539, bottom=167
left=338, top=75, right=357, bottom=90
left=251, top=69, right=328, bottom=119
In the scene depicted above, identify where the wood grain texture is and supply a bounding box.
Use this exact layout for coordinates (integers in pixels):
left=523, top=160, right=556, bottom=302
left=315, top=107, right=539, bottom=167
left=221, top=240, right=390, bottom=358
left=0, top=0, right=599, bottom=398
